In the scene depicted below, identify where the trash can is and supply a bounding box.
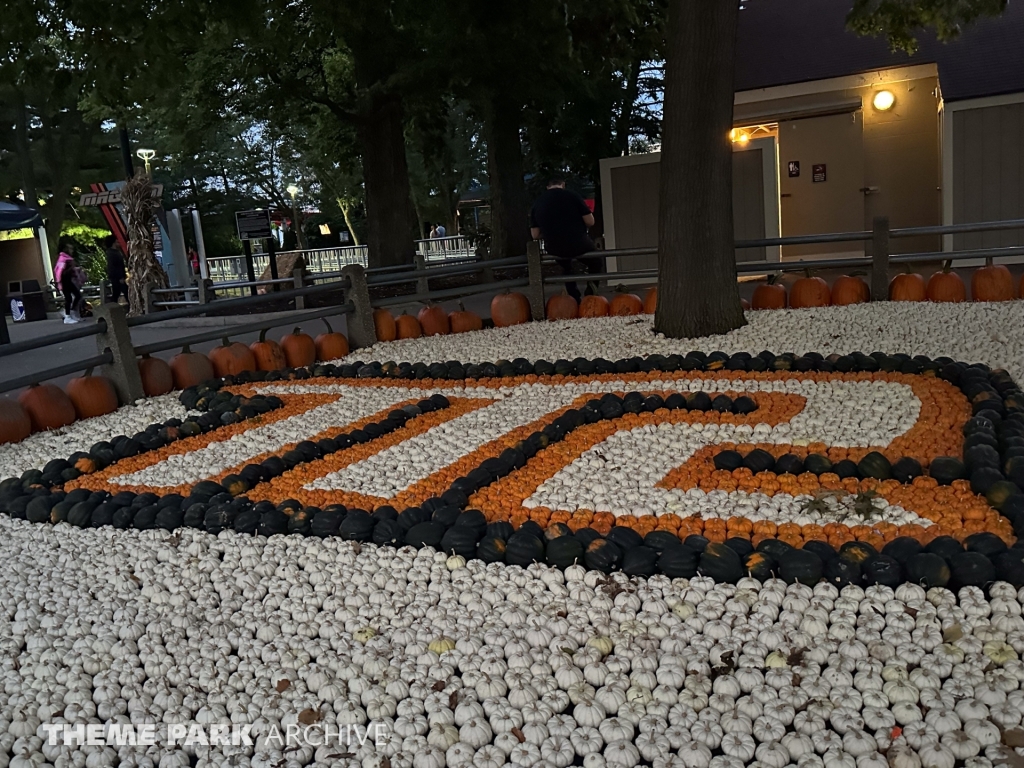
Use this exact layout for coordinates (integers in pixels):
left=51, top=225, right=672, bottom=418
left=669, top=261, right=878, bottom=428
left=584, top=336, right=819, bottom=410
left=7, top=279, right=48, bottom=322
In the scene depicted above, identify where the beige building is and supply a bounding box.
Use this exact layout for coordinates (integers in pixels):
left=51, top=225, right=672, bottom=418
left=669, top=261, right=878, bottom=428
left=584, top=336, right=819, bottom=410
left=600, top=0, right=1024, bottom=272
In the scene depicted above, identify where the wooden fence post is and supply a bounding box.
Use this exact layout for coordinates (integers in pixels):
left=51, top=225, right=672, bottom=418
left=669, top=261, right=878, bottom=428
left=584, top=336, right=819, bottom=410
left=93, top=302, right=145, bottom=404
left=526, top=241, right=545, bottom=321
left=341, top=264, right=377, bottom=349
left=871, top=216, right=890, bottom=301
left=293, top=268, right=306, bottom=310
left=413, top=253, right=429, bottom=296
left=197, top=278, right=212, bottom=305
left=143, top=282, right=156, bottom=314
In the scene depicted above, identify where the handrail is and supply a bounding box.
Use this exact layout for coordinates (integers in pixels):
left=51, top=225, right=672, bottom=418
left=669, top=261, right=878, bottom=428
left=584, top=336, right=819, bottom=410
left=891, top=218, right=1024, bottom=238
left=133, top=303, right=354, bottom=356
left=0, top=351, right=113, bottom=394
left=373, top=279, right=530, bottom=308
left=889, top=245, right=1024, bottom=264
left=0, top=319, right=107, bottom=359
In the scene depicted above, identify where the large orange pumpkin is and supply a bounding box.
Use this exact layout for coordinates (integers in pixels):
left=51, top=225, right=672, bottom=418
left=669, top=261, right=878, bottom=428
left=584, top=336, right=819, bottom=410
left=314, top=320, right=349, bottom=360
left=396, top=313, right=422, bottom=339
left=417, top=304, right=450, bottom=336
left=0, top=399, right=31, bottom=445
left=138, top=355, right=174, bottom=396
left=491, top=291, right=531, bottom=327
left=250, top=330, right=287, bottom=371
left=972, top=260, right=1015, bottom=301
left=209, top=339, right=256, bottom=377
left=609, top=291, right=643, bottom=316
left=546, top=290, right=578, bottom=321
left=18, top=384, right=76, bottom=432
left=889, top=272, right=927, bottom=301
left=281, top=327, right=316, bottom=368
left=789, top=276, right=831, bottom=308
left=926, top=261, right=966, bottom=303
left=830, top=275, right=869, bottom=306
left=449, top=303, right=483, bottom=334
left=579, top=295, right=610, bottom=317
left=373, top=308, right=397, bottom=342
left=170, top=346, right=215, bottom=389
left=751, top=279, right=787, bottom=309
left=65, top=374, right=119, bottom=419
left=643, top=287, right=658, bottom=314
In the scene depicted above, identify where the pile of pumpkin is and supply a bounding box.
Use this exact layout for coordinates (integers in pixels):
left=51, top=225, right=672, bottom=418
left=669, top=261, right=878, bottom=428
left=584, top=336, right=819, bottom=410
left=752, top=261, right=1022, bottom=309
left=0, top=320, right=352, bottom=447
left=544, top=288, right=659, bottom=321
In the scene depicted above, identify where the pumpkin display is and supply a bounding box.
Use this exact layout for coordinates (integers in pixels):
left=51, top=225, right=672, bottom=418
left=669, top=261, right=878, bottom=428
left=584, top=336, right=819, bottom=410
left=752, top=276, right=787, bottom=309
left=250, top=330, right=287, bottom=371
left=0, top=399, right=31, bottom=445
left=490, top=291, right=531, bottom=327
left=417, top=304, right=450, bottom=336
left=449, top=303, right=483, bottom=334
left=281, top=328, right=317, bottom=368
left=138, top=355, right=174, bottom=396
left=313, top=320, right=349, bottom=361
left=830, top=275, right=869, bottom=305
left=65, top=373, right=119, bottom=419
left=395, top=313, right=422, bottom=339
left=373, top=308, right=397, bottom=342
left=578, top=294, right=610, bottom=317
left=699, top=542, right=744, bottom=583
left=889, top=272, right=927, bottom=301
left=971, top=259, right=1015, bottom=301
left=545, top=290, right=578, bottom=321
left=789, top=274, right=831, bottom=308
left=926, top=261, right=966, bottom=303
left=169, top=346, right=215, bottom=389
left=609, top=290, right=643, bottom=316
left=209, top=339, right=256, bottom=377
left=643, top=287, right=658, bottom=314
left=18, top=383, right=76, bottom=432
left=778, top=549, right=823, bottom=586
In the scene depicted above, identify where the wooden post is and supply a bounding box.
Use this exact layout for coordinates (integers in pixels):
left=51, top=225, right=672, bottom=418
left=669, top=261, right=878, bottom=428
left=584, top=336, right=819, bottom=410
left=93, top=302, right=145, bottom=404
left=871, top=216, right=890, bottom=301
left=414, top=253, right=429, bottom=295
left=268, top=237, right=279, bottom=292
left=197, top=279, right=212, bottom=305
left=341, top=264, right=377, bottom=349
left=293, top=268, right=306, bottom=310
left=525, top=241, right=545, bottom=321
left=243, top=239, right=257, bottom=296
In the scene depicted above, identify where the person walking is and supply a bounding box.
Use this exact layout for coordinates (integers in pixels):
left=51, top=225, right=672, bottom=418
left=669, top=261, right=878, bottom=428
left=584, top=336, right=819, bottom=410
left=530, top=177, right=597, bottom=303
left=105, top=236, right=130, bottom=310
left=436, top=222, right=446, bottom=238
left=54, top=243, right=84, bottom=324
left=428, top=224, right=439, bottom=239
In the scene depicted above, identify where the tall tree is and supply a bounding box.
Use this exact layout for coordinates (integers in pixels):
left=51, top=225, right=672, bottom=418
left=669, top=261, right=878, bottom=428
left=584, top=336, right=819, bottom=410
left=655, top=0, right=1008, bottom=339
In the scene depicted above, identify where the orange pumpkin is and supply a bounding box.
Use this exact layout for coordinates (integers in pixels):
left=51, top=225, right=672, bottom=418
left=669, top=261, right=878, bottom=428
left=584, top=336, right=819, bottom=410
left=65, top=374, right=119, bottom=419
left=889, top=272, right=927, bottom=301
left=740, top=298, right=750, bottom=311
left=972, top=260, right=1015, bottom=301
left=926, top=261, right=966, bottom=303
left=545, top=290, right=578, bottom=321
left=449, top=303, right=483, bottom=334
left=609, top=290, right=643, bottom=316
left=169, top=346, right=215, bottom=389
left=751, top=278, right=787, bottom=309
left=209, top=339, right=256, bottom=377
left=830, top=275, right=869, bottom=306
left=0, top=398, right=31, bottom=445
left=250, top=330, right=287, bottom=371
left=491, top=291, right=531, bottom=327
left=579, top=295, right=610, bottom=317
left=789, top=275, right=831, bottom=308
left=281, top=327, right=316, bottom=368
left=643, top=287, right=658, bottom=314
left=18, top=383, right=76, bottom=432
left=396, top=313, right=422, bottom=339
left=373, top=308, right=397, bottom=342
left=314, top=320, right=349, bottom=361
left=138, top=355, right=174, bottom=396
left=417, top=304, right=450, bottom=336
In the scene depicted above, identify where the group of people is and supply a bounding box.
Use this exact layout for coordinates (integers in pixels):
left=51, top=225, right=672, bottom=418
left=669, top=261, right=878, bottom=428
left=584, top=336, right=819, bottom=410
left=428, top=223, right=447, bottom=239
left=53, top=237, right=129, bottom=324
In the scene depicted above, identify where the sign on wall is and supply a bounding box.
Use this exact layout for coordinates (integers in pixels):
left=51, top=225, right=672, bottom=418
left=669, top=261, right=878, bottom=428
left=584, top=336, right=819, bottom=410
left=235, top=210, right=273, bottom=241
left=788, top=161, right=800, bottom=177
left=813, top=164, right=827, bottom=183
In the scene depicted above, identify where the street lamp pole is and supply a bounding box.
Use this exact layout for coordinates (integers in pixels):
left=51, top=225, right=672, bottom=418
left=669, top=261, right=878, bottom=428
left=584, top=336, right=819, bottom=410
left=136, top=148, right=156, bottom=175
left=286, top=185, right=303, bottom=250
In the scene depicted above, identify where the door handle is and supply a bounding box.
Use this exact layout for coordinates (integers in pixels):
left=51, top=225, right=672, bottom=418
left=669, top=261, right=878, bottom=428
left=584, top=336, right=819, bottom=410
left=780, top=193, right=792, bottom=198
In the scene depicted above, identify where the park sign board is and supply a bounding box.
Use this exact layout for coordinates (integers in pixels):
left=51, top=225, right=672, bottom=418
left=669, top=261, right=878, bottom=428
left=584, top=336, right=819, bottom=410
left=78, top=185, right=163, bottom=206
left=235, top=209, right=273, bottom=241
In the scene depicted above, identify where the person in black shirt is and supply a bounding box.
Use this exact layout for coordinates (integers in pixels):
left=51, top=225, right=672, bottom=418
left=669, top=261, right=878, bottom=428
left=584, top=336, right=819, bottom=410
left=530, top=178, right=597, bottom=302
left=105, top=236, right=130, bottom=310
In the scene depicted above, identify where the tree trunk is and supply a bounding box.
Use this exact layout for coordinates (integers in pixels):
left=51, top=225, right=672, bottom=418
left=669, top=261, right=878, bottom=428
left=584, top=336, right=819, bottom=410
left=654, top=0, right=746, bottom=339
left=121, top=171, right=169, bottom=315
left=338, top=199, right=361, bottom=246
left=482, top=95, right=530, bottom=260
left=356, top=97, right=416, bottom=268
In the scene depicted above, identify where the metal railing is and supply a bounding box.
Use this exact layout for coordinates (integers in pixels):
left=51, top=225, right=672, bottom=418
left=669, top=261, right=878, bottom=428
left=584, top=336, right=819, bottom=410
left=416, top=235, right=476, bottom=262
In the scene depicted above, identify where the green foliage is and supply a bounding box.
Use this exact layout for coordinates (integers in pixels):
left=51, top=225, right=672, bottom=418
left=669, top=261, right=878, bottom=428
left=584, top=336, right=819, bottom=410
left=847, top=0, right=1008, bottom=52
left=60, top=222, right=109, bottom=283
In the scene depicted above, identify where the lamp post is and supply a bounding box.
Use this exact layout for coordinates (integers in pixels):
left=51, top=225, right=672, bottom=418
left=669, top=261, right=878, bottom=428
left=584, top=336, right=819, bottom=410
left=286, top=184, right=303, bottom=249
left=136, top=148, right=156, bottom=175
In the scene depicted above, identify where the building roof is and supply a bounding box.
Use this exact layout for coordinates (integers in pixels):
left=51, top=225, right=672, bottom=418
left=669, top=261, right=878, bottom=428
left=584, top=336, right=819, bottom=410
left=735, top=0, right=1024, bottom=101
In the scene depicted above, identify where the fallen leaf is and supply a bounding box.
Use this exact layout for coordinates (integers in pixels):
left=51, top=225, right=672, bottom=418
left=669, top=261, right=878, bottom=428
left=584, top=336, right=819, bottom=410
left=431, top=680, right=445, bottom=692
left=325, top=753, right=354, bottom=760
left=297, top=708, right=322, bottom=725
left=1003, top=729, right=1024, bottom=748
left=511, top=727, right=525, bottom=743
left=992, top=746, right=1024, bottom=768
left=381, top=759, right=391, bottom=768
left=787, top=648, right=806, bottom=667
left=942, top=624, right=963, bottom=643
left=276, top=678, right=291, bottom=693
left=448, top=690, right=459, bottom=710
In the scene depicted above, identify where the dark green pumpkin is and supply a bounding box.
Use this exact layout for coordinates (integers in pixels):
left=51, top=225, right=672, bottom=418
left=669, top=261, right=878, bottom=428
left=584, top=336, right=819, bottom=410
left=803, top=454, right=833, bottom=475
left=862, top=555, right=903, bottom=587
left=257, top=509, right=289, bottom=536
left=67, top=502, right=94, bottom=528
left=756, top=538, right=793, bottom=561
left=964, top=532, right=1008, bottom=558
left=724, top=537, right=754, bottom=558
left=622, top=546, right=658, bottom=577
left=310, top=509, right=344, bottom=537
left=90, top=503, right=116, bottom=528
left=858, top=452, right=892, bottom=480
left=506, top=533, right=545, bottom=566
left=684, top=534, right=710, bottom=552
left=440, top=526, right=479, bottom=558
left=398, top=506, right=431, bottom=532
left=545, top=536, right=584, bottom=568
left=575, top=527, right=603, bottom=547
left=802, top=540, right=837, bottom=562
left=882, top=536, right=923, bottom=562
left=155, top=507, right=185, bottom=531
left=545, top=523, right=573, bottom=541
left=644, top=531, right=683, bottom=553
left=405, top=521, right=445, bottom=548
left=949, top=551, right=996, bottom=590
left=340, top=510, right=375, bottom=541
left=994, top=549, right=1024, bottom=588
left=518, top=520, right=545, bottom=539
left=50, top=500, right=75, bottom=524
left=744, top=552, right=777, bottom=580
left=832, top=459, right=860, bottom=480
left=699, top=542, right=744, bottom=583
left=486, top=521, right=514, bottom=540
left=929, top=458, right=968, bottom=485
left=454, top=510, right=487, bottom=537
left=742, top=449, right=776, bottom=474
left=824, top=557, right=862, bottom=587
left=287, top=509, right=313, bottom=535
left=970, top=467, right=1004, bottom=495
left=714, top=450, right=743, bottom=471
left=891, top=457, right=923, bottom=483
left=659, top=546, right=699, bottom=578
left=233, top=509, right=261, bottom=534
left=372, top=519, right=402, bottom=546
left=839, top=540, right=878, bottom=564
left=431, top=505, right=461, bottom=527
left=584, top=538, right=623, bottom=573
left=926, top=536, right=964, bottom=559
left=905, top=552, right=951, bottom=588
left=477, top=536, right=507, bottom=563
left=774, top=454, right=805, bottom=476
left=25, top=495, right=54, bottom=524
left=986, top=482, right=1021, bottom=511
left=606, top=526, right=643, bottom=552
left=779, top=549, right=823, bottom=586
